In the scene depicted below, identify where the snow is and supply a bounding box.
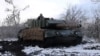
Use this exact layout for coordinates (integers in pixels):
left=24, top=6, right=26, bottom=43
left=0, top=46, right=2, bottom=49
left=22, top=46, right=43, bottom=55
left=82, top=36, right=97, bottom=43
left=0, top=46, right=14, bottom=56
left=0, top=38, right=18, bottom=41
left=22, top=43, right=100, bottom=56
left=0, top=51, right=15, bottom=56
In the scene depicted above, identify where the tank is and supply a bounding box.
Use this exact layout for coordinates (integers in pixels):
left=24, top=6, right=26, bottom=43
left=18, top=14, right=82, bottom=47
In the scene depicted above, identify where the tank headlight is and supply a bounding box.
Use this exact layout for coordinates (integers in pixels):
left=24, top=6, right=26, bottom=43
left=75, top=31, right=82, bottom=36
left=74, top=31, right=80, bottom=35
left=75, top=32, right=78, bottom=34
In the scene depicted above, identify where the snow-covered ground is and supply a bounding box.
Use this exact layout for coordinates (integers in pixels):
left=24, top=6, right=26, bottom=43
left=22, top=43, right=100, bottom=56
left=0, top=51, right=15, bottom=56
left=0, top=43, right=100, bottom=56
left=0, top=38, right=18, bottom=41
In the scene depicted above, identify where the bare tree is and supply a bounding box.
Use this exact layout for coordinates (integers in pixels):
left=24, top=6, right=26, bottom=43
left=4, top=0, right=29, bottom=26
left=84, top=6, right=100, bottom=42
left=63, top=6, right=86, bottom=26
left=62, top=6, right=90, bottom=42
left=92, top=7, right=100, bottom=41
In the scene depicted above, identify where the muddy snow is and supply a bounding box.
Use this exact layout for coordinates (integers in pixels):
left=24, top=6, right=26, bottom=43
left=22, top=43, right=100, bottom=56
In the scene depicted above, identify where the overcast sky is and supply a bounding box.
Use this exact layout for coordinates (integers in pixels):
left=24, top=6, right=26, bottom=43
left=0, top=0, right=99, bottom=23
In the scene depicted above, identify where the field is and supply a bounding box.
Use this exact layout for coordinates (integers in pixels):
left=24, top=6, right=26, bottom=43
left=0, top=40, right=100, bottom=56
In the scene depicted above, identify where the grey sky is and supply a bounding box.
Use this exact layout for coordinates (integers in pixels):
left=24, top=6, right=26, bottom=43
left=0, top=0, right=100, bottom=24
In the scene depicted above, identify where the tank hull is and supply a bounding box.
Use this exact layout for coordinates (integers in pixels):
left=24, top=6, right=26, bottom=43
left=18, top=28, right=82, bottom=47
